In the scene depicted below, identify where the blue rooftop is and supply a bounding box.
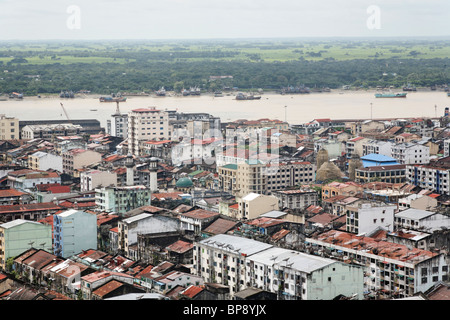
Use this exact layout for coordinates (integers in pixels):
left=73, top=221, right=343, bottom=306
left=360, top=153, right=399, bottom=168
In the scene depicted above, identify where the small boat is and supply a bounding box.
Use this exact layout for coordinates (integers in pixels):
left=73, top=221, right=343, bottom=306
left=189, top=86, right=201, bottom=95
left=182, top=88, right=190, bottom=96
left=9, top=92, right=23, bottom=99
left=99, top=96, right=127, bottom=102
left=214, top=91, right=223, bottom=97
left=90, top=109, right=97, bottom=111
left=375, top=92, right=407, bottom=98
left=155, top=87, right=166, bottom=96
left=235, top=92, right=261, bottom=100
left=447, top=92, right=450, bottom=97
left=402, top=84, right=416, bottom=92
left=59, top=90, right=75, bottom=98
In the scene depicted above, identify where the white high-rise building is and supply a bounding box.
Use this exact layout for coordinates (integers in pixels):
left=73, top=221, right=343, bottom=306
left=127, top=107, right=170, bottom=156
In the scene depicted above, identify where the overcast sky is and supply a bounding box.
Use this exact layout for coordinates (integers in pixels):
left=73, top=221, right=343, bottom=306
left=0, top=0, right=449, bottom=40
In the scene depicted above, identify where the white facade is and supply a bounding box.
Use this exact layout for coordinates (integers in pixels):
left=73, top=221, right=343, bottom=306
left=395, top=208, right=450, bottom=233
left=444, top=139, right=450, bottom=157
left=346, top=202, right=396, bottom=236
left=247, top=247, right=364, bottom=300
left=109, top=113, right=128, bottom=139
left=362, top=140, right=393, bottom=157
left=194, top=234, right=273, bottom=294
left=391, top=143, right=430, bottom=165
left=194, top=234, right=364, bottom=299
left=406, top=164, right=450, bottom=195
left=28, top=151, right=63, bottom=172
left=80, top=170, right=117, bottom=192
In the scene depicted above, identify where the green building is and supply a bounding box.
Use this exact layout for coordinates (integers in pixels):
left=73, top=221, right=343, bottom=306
left=0, top=219, right=52, bottom=270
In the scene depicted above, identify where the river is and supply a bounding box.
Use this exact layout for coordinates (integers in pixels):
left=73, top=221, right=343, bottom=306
left=0, top=90, right=449, bottom=128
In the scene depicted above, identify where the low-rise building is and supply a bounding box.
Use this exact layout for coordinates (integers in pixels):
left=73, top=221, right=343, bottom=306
left=355, top=164, right=407, bottom=184
left=238, top=193, right=279, bottom=220
left=80, top=170, right=117, bottom=192
left=95, top=185, right=151, bottom=214
left=0, top=219, right=52, bottom=270
left=21, top=123, right=84, bottom=140
left=62, top=149, right=102, bottom=177
left=28, top=151, right=63, bottom=172
left=345, top=201, right=396, bottom=235
left=272, top=188, right=319, bottom=210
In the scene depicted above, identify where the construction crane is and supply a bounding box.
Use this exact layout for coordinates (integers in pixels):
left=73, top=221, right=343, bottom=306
left=60, top=102, right=71, bottom=121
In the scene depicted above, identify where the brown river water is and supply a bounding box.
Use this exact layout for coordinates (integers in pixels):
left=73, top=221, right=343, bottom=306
left=0, top=90, right=449, bottom=128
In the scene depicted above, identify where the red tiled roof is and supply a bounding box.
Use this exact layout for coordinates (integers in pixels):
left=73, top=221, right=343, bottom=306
left=59, top=201, right=96, bottom=208
left=166, top=240, right=193, bottom=254
left=312, top=230, right=438, bottom=264
left=181, top=285, right=204, bottom=299
left=0, top=202, right=61, bottom=214
left=151, top=192, right=182, bottom=200
left=181, top=209, right=219, bottom=220
left=0, top=188, right=26, bottom=198
left=271, top=229, right=290, bottom=241
left=97, top=213, right=119, bottom=226
left=246, top=217, right=286, bottom=228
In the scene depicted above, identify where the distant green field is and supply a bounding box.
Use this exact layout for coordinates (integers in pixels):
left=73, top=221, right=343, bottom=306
left=0, top=39, right=449, bottom=65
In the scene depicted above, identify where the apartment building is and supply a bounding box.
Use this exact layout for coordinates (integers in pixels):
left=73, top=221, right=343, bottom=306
left=246, top=246, right=364, bottom=300
left=406, top=157, right=450, bottom=195
left=272, top=188, right=319, bottom=210
left=0, top=219, right=52, bottom=270
left=0, top=114, right=19, bottom=140
left=80, top=169, right=117, bottom=192
left=345, top=201, right=396, bottom=235
left=308, top=229, right=448, bottom=299
left=53, top=209, right=97, bottom=258
left=28, top=151, right=63, bottom=172
left=127, top=107, right=170, bottom=156
left=6, top=169, right=61, bottom=191
left=95, top=185, right=151, bottom=214
left=345, top=137, right=369, bottom=158
left=107, top=112, right=128, bottom=139
left=194, top=234, right=273, bottom=294
left=62, top=149, right=102, bottom=176
left=391, top=143, right=430, bottom=165
left=237, top=193, right=279, bottom=220
left=194, top=234, right=364, bottom=299
left=219, top=160, right=316, bottom=197
left=362, top=140, right=393, bottom=157
left=321, top=181, right=362, bottom=201
left=394, top=208, right=450, bottom=233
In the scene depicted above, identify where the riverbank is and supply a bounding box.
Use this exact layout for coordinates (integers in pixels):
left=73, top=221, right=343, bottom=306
left=7, top=86, right=449, bottom=101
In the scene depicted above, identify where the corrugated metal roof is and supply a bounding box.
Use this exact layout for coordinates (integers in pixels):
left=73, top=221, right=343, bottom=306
left=199, top=234, right=272, bottom=256
left=248, top=247, right=335, bottom=274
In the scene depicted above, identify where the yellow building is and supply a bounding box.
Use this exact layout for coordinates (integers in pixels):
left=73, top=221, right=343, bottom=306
left=0, top=114, right=19, bottom=140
